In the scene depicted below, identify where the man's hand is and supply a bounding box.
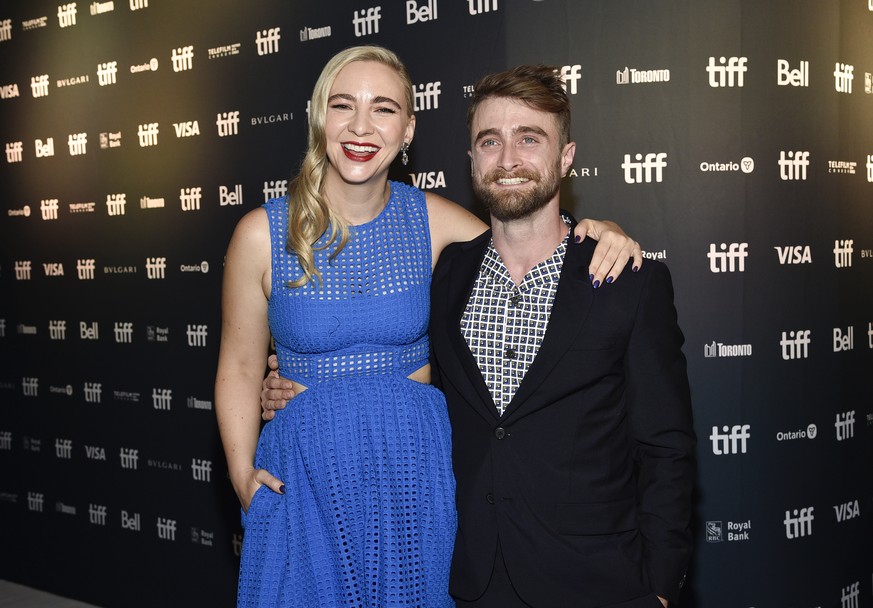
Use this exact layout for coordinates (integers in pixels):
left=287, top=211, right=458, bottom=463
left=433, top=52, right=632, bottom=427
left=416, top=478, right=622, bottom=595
left=573, top=219, right=643, bottom=288
left=658, top=596, right=668, bottom=607
left=261, top=354, right=295, bottom=421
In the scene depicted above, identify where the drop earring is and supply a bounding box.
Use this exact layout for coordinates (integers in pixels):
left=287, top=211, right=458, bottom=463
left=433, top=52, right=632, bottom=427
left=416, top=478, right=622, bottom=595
left=400, top=142, right=409, bottom=166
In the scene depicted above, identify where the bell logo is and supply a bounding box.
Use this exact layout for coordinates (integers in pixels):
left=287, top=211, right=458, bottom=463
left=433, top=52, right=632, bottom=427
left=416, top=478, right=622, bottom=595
left=707, top=56, right=747, bottom=87
left=833, top=327, right=854, bottom=352
left=121, top=510, right=141, bottom=531
left=834, top=62, right=854, bottom=94
left=35, top=138, right=55, bottom=158
left=353, top=7, right=381, bottom=36
left=255, top=27, right=281, bottom=55
left=777, top=59, right=808, bottom=87
left=783, top=506, right=814, bottom=539
left=406, top=0, right=438, bottom=24
left=219, top=184, right=243, bottom=206
left=468, top=0, right=497, bottom=14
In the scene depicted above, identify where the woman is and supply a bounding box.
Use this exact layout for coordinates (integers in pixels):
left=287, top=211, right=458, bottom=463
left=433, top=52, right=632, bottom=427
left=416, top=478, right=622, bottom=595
left=215, top=45, right=639, bottom=607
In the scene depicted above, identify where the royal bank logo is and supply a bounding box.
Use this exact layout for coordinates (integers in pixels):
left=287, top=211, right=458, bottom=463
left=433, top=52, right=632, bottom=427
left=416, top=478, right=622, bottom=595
left=780, top=330, right=811, bottom=360
left=173, top=120, right=199, bottom=137
left=68, top=132, right=87, bottom=156
left=414, top=82, right=441, bottom=111
left=106, top=193, right=126, bottom=215
left=171, top=45, right=194, bottom=72
left=777, top=59, right=808, bottom=86
left=468, top=0, right=497, bottom=14
left=145, top=256, right=167, bottom=279
left=704, top=341, right=752, bottom=357
left=775, top=245, right=812, bottom=264
left=48, top=320, right=67, bottom=340
left=707, top=242, right=747, bottom=272
left=146, top=326, right=169, bottom=342
left=709, top=424, right=750, bottom=454
left=114, top=321, right=134, bottom=343
left=834, top=326, right=854, bottom=352
left=0, top=83, right=19, bottom=99
left=841, top=582, right=859, bottom=608
left=834, top=62, right=854, bottom=93
left=707, top=56, right=747, bottom=87
left=121, top=509, right=141, bottom=531
left=5, top=141, right=23, bottom=162
left=219, top=184, right=243, bottom=206
left=353, top=6, right=381, bottom=36
left=834, top=499, right=860, bottom=522
left=705, top=520, right=750, bottom=542
left=55, top=438, right=73, bottom=459
left=191, top=458, right=212, bottom=482
left=27, top=491, right=45, bottom=512
left=99, top=131, right=121, bottom=149
left=299, top=24, right=331, bottom=41
left=557, top=65, right=582, bottom=95
left=700, top=157, right=754, bottom=173
left=409, top=171, right=446, bottom=189
left=157, top=517, right=177, bottom=541
left=190, top=527, right=214, bottom=547
left=89, top=503, right=108, bottom=525
left=0, top=19, right=11, bottom=41
left=407, top=0, right=438, bottom=23
left=137, top=122, right=159, bottom=146
left=783, top=506, right=814, bottom=539
left=216, top=111, right=240, bottom=136
left=129, top=0, right=148, bottom=9
left=232, top=533, right=243, bottom=557
left=77, top=259, right=96, bottom=280
left=186, top=324, right=208, bottom=347
left=130, top=58, right=158, bottom=74
left=31, top=75, right=50, bottom=97
left=41, top=198, right=59, bottom=220
left=616, top=66, right=670, bottom=85
left=90, top=1, right=115, bottom=15
left=778, top=150, right=810, bottom=180
left=83, top=382, right=102, bottom=402
left=152, top=388, right=172, bottom=410
left=834, top=239, right=853, bottom=268
left=180, top=187, right=202, bottom=211
left=622, top=152, right=667, bottom=184
left=57, top=3, right=77, bottom=27
left=828, top=160, right=856, bottom=174
left=256, top=27, right=280, bottom=55
left=119, top=447, right=139, bottom=469
left=263, top=180, right=287, bottom=201
left=835, top=410, right=855, bottom=441
left=36, top=137, right=55, bottom=158
left=15, top=260, right=33, bottom=280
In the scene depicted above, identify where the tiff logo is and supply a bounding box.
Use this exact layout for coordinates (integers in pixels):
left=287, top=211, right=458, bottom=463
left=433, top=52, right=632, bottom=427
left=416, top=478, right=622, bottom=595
left=778, top=150, right=810, bottom=180
left=263, top=180, right=287, bottom=201
left=216, top=111, right=240, bottom=136
left=152, top=388, right=172, bottom=410
left=137, top=123, right=159, bottom=147
left=780, top=330, right=811, bottom=360
left=58, top=3, right=78, bottom=27
left=171, top=46, right=194, bottom=72
left=191, top=458, right=212, bottom=482
left=28, top=492, right=45, bottom=512
left=256, top=27, right=280, bottom=55
left=157, top=517, right=177, bottom=541
left=119, top=447, right=139, bottom=469
left=41, top=199, right=60, bottom=220
left=106, top=193, right=126, bottom=216
left=867, top=155, right=873, bottom=182
left=707, top=56, right=747, bottom=87
left=68, top=132, right=87, bottom=155
left=0, top=19, right=11, bottom=42
left=22, top=377, right=39, bottom=396
left=622, top=153, right=667, bottom=184
left=83, top=382, right=102, bottom=403
left=407, top=0, right=438, bottom=23
left=414, top=82, right=441, bottom=111
left=835, top=410, right=855, bottom=441
left=114, top=322, right=134, bottom=343
left=833, top=239, right=853, bottom=268
left=129, top=0, right=148, bottom=9
left=36, top=137, right=55, bottom=158
left=559, top=65, right=582, bottom=95
left=15, top=261, right=33, bottom=280
left=709, top=424, right=750, bottom=455
left=121, top=510, right=141, bottom=531
left=187, top=324, right=208, bottom=347
left=469, top=0, right=497, bottom=14
left=834, top=62, right=854, bottom=94
left=869, top=322, right=873, bottom=349
left=6, top=141, right=23, bottom=163
left=145, top=256, right=167, bottom=279
left=783, top=507, right=814, bottom=539
left=180, top=187, right=202, bottom=211
left=708, top=243, right=748, bottom=272
left=97, top=61, right=118, bottom=86
left=0, top=431, right=11, bottom=450
left=55, top=438, right=73, bottom=459
left=777, top=59, right=808, bottom=87
left=0, top=319, right=5, bottom=338
left=48, top=320, right=67, bottom=340
left=353, top=7, right=381, bottom=36
left=89, top=503, right=107, bottom=525
left=31, top=75, right=50, bottom=98
left=77, top=259, right=96, bottom=280
left=841, top=582, right=859, bottom=608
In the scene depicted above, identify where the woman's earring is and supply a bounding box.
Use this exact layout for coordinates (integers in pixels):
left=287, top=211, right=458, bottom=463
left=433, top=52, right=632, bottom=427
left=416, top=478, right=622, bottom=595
left=401, top=142, right=409, bottom=166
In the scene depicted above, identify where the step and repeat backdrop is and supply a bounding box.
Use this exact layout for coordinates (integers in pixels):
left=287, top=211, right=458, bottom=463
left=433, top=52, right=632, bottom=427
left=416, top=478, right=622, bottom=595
left=0, top=1, right=871, bottom=606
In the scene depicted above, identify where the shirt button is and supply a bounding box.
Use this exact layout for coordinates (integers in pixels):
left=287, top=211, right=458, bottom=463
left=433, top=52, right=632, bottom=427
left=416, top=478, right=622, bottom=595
left=486, top=493, right=495, bottom=504
left=494, top=427, right=506, bottom=440
left=505, top=348, right=516, bottom=360
left=509, top=294, right=521, bottom=307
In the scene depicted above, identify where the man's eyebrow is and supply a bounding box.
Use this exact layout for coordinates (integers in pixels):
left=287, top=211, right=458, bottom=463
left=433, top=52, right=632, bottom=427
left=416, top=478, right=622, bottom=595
left=474, top=125, right=549, bottom=142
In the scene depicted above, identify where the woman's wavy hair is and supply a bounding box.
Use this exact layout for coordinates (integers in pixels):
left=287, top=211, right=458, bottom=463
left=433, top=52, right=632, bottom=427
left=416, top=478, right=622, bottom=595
left=285, top=45, right=415, bottom=288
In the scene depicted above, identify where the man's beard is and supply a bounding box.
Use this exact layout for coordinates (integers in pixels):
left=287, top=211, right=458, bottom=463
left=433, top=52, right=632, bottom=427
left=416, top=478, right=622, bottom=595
left=473, top=163, right=562, bottom=222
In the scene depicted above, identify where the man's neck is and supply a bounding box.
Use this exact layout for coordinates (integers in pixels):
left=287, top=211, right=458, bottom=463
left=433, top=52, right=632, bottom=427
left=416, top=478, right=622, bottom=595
left=490, top=201, right=568, bottom=285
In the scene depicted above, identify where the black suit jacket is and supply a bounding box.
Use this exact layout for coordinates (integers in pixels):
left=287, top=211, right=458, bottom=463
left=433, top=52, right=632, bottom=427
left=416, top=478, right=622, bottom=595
left=430, top=227, right=696, bottom=607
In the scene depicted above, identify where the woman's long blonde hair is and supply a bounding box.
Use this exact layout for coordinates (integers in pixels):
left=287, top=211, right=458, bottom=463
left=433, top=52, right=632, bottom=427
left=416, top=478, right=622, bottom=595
left=285, top=45, right=415, bottom=288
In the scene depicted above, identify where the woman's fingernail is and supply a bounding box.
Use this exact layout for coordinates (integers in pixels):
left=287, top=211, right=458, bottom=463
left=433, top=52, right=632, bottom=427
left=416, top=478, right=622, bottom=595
left=592, top=280, right=601, bottom=289
left=279, top=485, right=285, bottom=494
left=574, top=235, right=582, bottom=243
left=633, top=266, right=639, bottom=273
left=589, top=274, right=594, bottom=282
left=606, top=276, right=614, bottom=284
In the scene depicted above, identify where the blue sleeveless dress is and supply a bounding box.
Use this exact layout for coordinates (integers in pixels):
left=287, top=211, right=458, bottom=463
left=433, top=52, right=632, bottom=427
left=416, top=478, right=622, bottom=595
left=238, top=181, right=456, bottom=607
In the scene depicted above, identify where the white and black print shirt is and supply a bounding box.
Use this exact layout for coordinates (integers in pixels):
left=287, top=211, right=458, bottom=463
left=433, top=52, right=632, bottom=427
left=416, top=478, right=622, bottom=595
left=461, top=229, right=569, bottom=416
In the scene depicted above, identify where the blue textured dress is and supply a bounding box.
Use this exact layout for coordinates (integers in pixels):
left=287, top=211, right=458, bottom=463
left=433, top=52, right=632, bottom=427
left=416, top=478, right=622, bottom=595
left=237, top=181, right=457, bottom=607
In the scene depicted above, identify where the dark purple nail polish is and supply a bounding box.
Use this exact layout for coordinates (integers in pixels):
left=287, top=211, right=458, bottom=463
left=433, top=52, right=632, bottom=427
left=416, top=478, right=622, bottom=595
left=574, top=234, right=582, bottom=243
left=606, top=276, right=614, bottom=284
left=588, top=274, right=594, bottom=282
left=279, top=485, right=285, bottom=494
left=593, top=280, right=601, bottom=289
left=633, top=266, right=639, bottom=273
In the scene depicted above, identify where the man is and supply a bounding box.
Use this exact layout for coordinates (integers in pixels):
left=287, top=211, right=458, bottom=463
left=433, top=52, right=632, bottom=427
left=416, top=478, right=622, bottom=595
left=264, top=65, right=695, bottom=607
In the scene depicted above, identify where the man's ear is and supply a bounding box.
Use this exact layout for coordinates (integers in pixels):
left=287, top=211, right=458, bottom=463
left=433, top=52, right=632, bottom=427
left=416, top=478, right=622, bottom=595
left=561, top=141, right=576, bottom=176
